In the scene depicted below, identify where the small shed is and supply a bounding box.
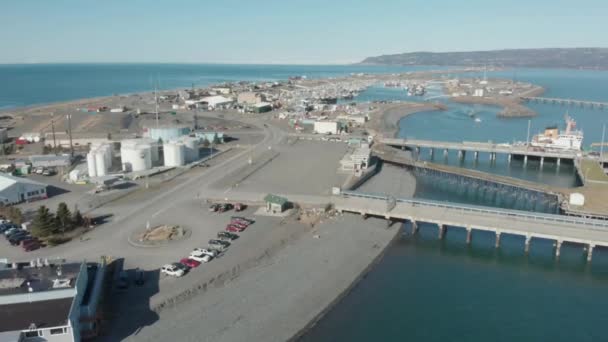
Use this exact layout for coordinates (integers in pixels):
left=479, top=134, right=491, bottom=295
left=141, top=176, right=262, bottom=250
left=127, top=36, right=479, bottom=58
left=264, top=194, right=289, bottom=213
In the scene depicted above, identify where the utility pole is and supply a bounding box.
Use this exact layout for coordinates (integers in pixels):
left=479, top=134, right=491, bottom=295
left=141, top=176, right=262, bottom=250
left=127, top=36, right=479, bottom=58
left=154, top=82, right=159, bottom=129
left=50, top=113, right=57, bottom=152
left=66, top=114, right=74, bottom=158
left=526, top=119, right=531, bottom=148
left=601, top=123, right=606, bottom=160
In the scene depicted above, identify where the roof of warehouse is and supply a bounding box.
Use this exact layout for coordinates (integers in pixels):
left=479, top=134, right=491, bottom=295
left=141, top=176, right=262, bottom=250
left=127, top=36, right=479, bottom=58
left=0, top=297, right=72, bottom=332
left=264, top=194, right=288, bottom=205
left=0, top=174, right=46, bottom=191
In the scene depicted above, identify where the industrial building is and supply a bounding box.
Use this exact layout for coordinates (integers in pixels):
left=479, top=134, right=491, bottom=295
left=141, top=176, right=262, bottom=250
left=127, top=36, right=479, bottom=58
left=237, top=92, right=266, bottom=105
left=29, top=155, right=72, bottom=168
left=195, top=132, right=225, bottom=144
left=200, top=95, right=235, bottom=110
left=0, top=260, right=106, bottom=342
left=314, top=121, right=340, bottom=135
left=86, top=143, right=113, bottom=178
left=0, top=174, right=47, bottom=205
left=340, top=145, right=371, bottom=173
left=144, top=125, right=190, bottom=142
left=120, top=138, right=159, bottom=172
left=264, top=194, right=289, bottom=213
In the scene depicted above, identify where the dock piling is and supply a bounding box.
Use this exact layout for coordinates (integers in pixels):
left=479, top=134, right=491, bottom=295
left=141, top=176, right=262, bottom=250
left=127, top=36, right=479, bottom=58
left=411, top=220, right=419, bottom=235
left=495, top=232, right=501, bottom=248
left=524, top=235, right=531, bottom=254
left=466, top=226, right=472, bottom=244
left=438, top=224, right=446, bottom=239
left=587, top=244, right=595, bottom=263
left=555, top=240, right=562, bottom=259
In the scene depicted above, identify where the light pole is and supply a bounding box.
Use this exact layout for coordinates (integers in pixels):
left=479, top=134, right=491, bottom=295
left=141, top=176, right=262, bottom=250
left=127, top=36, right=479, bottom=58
left=600, top=123, right=606, bottom=160
left=66, top=114, right=73, bottom=158
left=526, top=119, right=531, bottom=149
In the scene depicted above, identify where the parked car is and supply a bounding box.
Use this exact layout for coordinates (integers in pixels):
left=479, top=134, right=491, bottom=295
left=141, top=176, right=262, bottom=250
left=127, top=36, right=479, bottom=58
left=42, top=168, right=56, bottom=176
left=209, top=239, right=230, bottom=250
left=208, top=203, right=220, bottom=212
left=230, top=221, right=249, bottom=229
left=4, top=227, right=19, bottom=236
left=6, top=230, right=28, bottom=240
left=226, top=225, right=243, bottom=233
left=217, top=231, right=238, bottom=241
left=22, top=242, right=40, bottom=252
left=218, top=203, right=233, bottom=213
left=193, top=248, right=218, bottom=258
left=9, top=234, right=31, bottom=245
left=117, top=271, right=129, bottom=289
left=34, top=167, right=44, bottom=175
left=180, top=258, right=201, bottom=268
left=161, top=264, right=185, bottom=277
left=234, top=203, right=246, bottom=212
left=231, top=216, right=254, bottom=224
left=134, top=268, right=145, bottom=286
left=189, top=252, right=212, bottom=263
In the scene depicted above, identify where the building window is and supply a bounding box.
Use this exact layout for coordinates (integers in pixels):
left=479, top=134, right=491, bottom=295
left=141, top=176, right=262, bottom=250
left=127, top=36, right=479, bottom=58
left=50, top=327, right=67, bottom=335
left=23, top=330, right=42, bottom=338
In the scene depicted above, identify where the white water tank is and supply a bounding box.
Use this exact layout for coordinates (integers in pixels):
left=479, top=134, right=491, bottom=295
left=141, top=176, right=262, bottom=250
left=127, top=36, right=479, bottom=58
left=132, top=145, right=152, bottom=171
left=95, top=152, right=107, bottom=177
left=87, top=152, right=97, bottom=178
left=163, top=142, right=185, bottom=167
left=183, top=137, right=200, bottom=162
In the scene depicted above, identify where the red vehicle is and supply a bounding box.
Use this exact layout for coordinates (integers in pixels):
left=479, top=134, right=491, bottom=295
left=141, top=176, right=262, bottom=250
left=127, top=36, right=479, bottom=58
left=226, top=225, right=243, bottom=233
left=22, top=241, right=40, bottom=252
left=229, top=221, right=249, bottom=229
left=180, top=258, right=201, bottom=268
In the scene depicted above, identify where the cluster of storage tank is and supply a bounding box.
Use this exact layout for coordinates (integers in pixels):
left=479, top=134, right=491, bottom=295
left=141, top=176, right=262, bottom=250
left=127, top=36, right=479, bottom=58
left=163, top=136, right=200, bottom=167
left=120, top=138, right=159, bottom=172
left=87, top=143, right=113, bottom=178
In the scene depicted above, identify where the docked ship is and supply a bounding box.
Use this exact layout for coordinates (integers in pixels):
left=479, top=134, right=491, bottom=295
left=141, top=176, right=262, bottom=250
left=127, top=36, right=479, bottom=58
left=530, top=115, right=583, bottom=151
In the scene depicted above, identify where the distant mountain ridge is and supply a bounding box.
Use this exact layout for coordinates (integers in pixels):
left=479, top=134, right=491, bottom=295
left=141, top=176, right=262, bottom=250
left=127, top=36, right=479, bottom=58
left=360, top=48, right=608, bottom=69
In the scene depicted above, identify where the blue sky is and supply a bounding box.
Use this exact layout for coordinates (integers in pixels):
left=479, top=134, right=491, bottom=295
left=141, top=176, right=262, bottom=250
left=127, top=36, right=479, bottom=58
left=1, top=0, right=606, bottom=64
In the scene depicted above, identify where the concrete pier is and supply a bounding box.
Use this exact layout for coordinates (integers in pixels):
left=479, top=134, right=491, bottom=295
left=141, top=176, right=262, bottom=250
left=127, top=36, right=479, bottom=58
left=443, top=149, right=448, bottom=158
left=495, top=232, right=501, bottom=248
left=524, top=235, right=531, bottom=254
left=508, top=154, right=512, bottom=164
left=438, top=224, right=446, bottom=239
left=557, top=158, right=561, bottom=166
left=587, top=244, right=595, bottom=262
left=523, top=155, right=528, bottom=166
left=540, top=157, right=544, bottom=168
left=411, top=220, right=418, bottom=235
left=429, top=148, right=434, bottom=158
left=466, top=226, right=472, bottom=244
left=555, top=240, right=563, bottom=259
left=458, top=150, right=465, bottom=160
left=474, top=151, right=479, bottom=161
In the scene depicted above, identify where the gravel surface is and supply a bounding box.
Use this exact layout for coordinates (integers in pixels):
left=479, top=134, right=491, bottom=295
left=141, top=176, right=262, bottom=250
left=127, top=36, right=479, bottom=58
left=124, top=214, right=399, bottom=342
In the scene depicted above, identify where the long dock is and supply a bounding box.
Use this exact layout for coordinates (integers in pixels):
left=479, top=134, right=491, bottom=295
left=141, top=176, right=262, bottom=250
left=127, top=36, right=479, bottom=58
left=334, top=191, right=608, bottom=262
left=521, top=96, right=608, bottom=109
left=372, top=144, right=567, bottom=196
left=379, top=137, right=578, bottom=165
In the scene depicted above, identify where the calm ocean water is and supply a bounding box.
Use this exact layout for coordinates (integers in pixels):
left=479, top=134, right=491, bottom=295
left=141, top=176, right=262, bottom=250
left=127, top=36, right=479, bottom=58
left=0, top=63, right=443, bottom=109
left=3, top=64, right=608, bottom=341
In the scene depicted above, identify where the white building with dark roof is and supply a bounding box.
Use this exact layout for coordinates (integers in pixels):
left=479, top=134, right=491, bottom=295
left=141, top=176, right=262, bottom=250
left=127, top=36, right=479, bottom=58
left=0, top=260, right=106, bottom=342
left=0, top=174, right=48, bottom=205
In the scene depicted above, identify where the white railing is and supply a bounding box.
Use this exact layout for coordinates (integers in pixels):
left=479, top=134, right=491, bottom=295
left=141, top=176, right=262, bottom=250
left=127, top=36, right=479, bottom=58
left=340, top=190, right=608, bottom=228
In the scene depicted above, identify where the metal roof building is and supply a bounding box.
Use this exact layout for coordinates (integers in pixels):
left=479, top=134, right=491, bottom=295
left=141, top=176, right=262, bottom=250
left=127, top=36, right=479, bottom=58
left=0, top=174, right=47, bottom=205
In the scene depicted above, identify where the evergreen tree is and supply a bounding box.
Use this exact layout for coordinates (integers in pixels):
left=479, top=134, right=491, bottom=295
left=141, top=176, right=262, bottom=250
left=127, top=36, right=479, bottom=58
left=55, top=202, right=72, bottom=233
left=72, top=209, right=84, bottom=227
left=31, top=206, right=55, bottom=238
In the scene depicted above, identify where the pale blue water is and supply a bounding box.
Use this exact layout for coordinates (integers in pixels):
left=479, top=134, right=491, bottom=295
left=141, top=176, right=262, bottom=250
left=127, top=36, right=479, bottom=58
left=302, top=68, right=608, bottom=341
left=2, top=64, right=607, bottom=341
left=0, top=63, right=446, bottom=109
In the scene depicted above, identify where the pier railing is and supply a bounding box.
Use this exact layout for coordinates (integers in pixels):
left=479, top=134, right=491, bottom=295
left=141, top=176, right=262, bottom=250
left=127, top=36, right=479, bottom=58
left=340, top=190, right=608, bottom=228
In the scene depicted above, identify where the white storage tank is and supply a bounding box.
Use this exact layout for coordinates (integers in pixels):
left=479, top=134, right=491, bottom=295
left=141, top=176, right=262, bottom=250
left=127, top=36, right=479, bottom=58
left=163, top=142, right=186, bottom=167
left=132, top=144, right=152, bottom=171
left=183, top=137, right=200, bottom=162
left=87, top=152, right=97, bottom=178
left=95, top=152, right=107, bottom=177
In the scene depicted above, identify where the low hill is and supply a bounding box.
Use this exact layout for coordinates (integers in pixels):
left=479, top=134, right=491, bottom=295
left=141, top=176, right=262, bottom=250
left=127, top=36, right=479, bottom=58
left=360, top=48, right=608, bottom=69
